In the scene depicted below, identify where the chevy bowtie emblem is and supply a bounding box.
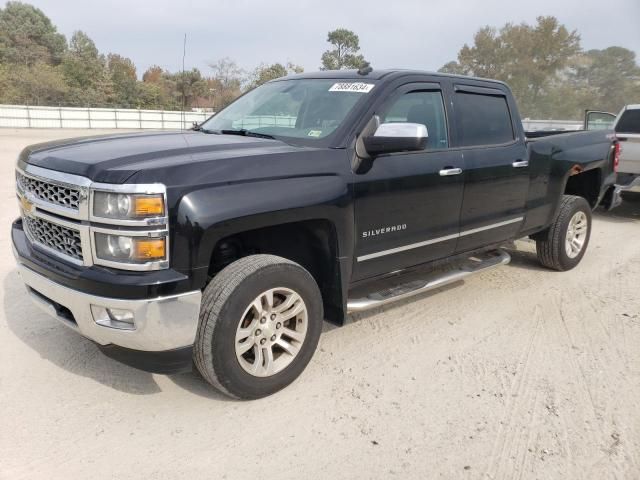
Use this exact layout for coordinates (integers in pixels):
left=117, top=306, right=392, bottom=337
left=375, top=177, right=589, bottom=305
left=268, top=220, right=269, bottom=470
left=19, top=194, right=34, bottom=214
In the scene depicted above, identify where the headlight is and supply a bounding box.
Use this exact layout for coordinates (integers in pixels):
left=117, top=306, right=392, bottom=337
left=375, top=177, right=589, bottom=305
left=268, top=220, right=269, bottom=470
left=94, top=233, right=167, bottom=264
left=93, top=192, right=165, bottom=220
left=90, top=184, right=168, bottom=270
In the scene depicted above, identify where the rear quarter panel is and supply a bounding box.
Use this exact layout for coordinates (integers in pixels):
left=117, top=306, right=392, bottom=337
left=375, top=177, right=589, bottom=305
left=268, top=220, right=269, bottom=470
left=522, top=130, right=615, bottom=233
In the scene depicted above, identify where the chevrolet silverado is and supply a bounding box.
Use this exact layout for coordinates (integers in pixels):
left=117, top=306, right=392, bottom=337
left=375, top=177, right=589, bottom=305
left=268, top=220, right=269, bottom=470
left=12, top=70, right=620, bottom=398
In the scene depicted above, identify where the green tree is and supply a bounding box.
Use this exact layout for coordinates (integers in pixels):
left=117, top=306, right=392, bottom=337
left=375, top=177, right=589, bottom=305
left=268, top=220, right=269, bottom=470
left=439, top=16, right=580, bottom=117
left=135, top=81, right=166, bottom=109
left=248, top=62, right=303, bottom=89
left=141, top=66, right=208, bottom=110
left=140, top=65, right=177, bottom=109
left=575, top=47, right=640, bottom=114
left=3, top=62, right=68, bottom=104
left=107, top=53, right=137, bottom=107
left=63, top=31, right=104, bottom=87
left=142, top=65, right=163, bottom=83
left=320, top=28, right=367, bottom=70
left=0, top=63, right=18, bottom=103
left=0, top=1, right=66, bottom=66
left=61, top=31, right=109, bottom=106
left=172, top=68, right=209, bottom=109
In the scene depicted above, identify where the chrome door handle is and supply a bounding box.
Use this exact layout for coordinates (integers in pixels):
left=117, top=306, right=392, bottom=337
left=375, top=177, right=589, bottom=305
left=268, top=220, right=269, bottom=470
left=439, top=167, right=463, bottom=176
left=512, top=160, right=529, bottom=168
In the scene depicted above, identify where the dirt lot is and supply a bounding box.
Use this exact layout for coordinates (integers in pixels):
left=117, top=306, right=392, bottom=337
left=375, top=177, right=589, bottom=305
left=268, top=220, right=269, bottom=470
left=1, top=128, right=639, bottom=480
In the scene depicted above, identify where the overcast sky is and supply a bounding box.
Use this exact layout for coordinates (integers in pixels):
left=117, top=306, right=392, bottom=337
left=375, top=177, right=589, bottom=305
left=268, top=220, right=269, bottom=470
left=15, top=0, right=640, bottom=77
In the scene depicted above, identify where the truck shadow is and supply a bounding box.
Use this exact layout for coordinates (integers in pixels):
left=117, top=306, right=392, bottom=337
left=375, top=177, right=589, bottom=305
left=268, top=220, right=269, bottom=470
left=3, top=269, right=230, bottom=400
left=4, top=269, right=162, bottom=395
left=501, top=241, right=548, bottom=273
left=168, top=370, right=231, bottom=400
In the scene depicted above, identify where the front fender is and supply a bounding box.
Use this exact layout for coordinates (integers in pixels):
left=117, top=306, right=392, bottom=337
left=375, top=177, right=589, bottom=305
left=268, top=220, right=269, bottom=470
left=170, top=175, right=354, bottom=281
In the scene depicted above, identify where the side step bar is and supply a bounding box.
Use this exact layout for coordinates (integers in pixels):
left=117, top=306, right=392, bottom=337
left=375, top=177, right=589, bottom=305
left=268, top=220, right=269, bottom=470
left=347, top=249, right=511, bottom=313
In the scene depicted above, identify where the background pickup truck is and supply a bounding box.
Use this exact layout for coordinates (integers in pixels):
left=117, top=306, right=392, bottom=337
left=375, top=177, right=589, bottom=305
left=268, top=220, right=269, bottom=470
left=12, top=69, right=619, bottom=399
left=583, top=106, right=640, bottom=195
left=610, top=105, right=640, bottom=193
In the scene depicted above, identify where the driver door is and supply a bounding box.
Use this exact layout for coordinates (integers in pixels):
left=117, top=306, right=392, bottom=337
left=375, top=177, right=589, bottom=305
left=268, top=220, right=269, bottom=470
left=352, top=82, right=465, bottom=281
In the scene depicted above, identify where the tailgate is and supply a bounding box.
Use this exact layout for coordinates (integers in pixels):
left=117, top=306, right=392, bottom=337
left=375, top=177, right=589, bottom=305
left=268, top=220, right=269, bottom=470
left=617, top=134, right=640, bottom=174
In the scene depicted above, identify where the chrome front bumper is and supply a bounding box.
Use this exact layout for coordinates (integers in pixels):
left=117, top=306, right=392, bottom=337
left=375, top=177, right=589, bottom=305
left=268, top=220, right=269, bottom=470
left=16, top=263, right=202, bottom=352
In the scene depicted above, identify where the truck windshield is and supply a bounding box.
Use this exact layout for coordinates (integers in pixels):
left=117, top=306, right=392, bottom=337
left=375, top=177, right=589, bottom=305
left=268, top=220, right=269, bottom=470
left=200, top=79, right=376, bottom=142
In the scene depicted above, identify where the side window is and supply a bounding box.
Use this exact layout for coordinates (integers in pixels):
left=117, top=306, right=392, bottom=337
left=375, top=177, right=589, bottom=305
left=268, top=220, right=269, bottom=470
left=381, top=91, right=449, bottom=149
left=455, top=92, right=514, bottom=146
left=615, top=109, right=640, bottom=134
left=586, top=111, right=616, bottom=131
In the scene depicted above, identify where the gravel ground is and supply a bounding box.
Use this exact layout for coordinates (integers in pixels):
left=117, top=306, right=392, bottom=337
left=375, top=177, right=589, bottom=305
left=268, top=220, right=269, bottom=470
left=1, top=128, right=640, bottom=480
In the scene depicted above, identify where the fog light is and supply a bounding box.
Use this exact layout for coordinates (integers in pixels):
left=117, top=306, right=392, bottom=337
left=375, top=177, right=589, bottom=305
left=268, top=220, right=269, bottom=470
left=91, top=305, right=135, bottom=330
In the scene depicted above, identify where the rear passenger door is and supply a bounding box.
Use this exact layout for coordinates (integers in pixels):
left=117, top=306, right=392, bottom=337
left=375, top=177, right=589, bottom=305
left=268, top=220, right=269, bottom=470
left=452, top=85, right=529, bottom=253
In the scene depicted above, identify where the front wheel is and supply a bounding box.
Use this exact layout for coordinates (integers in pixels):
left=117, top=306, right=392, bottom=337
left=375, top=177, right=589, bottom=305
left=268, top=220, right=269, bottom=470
left=535, top=195, right=592, bottom=271
left=194, top=255, right=323, bottom=399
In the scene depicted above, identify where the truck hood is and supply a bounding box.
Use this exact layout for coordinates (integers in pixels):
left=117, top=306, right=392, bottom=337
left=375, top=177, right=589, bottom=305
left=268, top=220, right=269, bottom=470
left=19, top=131, right=310, bottom=184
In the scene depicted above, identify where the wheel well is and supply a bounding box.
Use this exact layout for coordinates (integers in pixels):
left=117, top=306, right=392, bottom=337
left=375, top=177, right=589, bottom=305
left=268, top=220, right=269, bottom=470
left=208, top=220, right=344, bottom=325
left=564, top=169, right=601, bottom=208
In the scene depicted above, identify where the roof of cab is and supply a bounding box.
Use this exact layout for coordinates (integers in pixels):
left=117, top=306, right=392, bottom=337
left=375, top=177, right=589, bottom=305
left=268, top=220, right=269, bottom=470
left=279, top=69, right=509, bottom=88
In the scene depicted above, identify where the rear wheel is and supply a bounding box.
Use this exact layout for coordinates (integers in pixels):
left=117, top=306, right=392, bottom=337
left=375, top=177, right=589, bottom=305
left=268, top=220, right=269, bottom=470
left=194, top=254, right=323, bottom=399
left=535, top=195, right=592, bottom=271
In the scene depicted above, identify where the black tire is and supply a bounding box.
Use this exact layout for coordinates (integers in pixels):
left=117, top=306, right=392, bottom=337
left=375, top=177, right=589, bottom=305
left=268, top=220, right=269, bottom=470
left=535, top=195, right=592, bottom=271
left=194, top=254, right=323, bottom=399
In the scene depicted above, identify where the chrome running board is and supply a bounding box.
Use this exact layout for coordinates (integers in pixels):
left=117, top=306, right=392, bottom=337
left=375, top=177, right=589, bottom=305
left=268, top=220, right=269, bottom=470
left=347, top=249, right=511, bottom=313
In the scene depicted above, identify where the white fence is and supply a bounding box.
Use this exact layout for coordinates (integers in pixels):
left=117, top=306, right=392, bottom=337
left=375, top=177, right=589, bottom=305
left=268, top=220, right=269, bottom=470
left=232, top=115, right=296, bottom=129
left=0, top=105, right=210, bottom=130
left=521, top=119, right=582, bottom=131
left=0, top=104, right=586, bottom=132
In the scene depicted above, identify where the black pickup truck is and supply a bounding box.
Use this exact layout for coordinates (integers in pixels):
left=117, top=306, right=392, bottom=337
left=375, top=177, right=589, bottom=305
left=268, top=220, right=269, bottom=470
left=12, top=70, right=620, bottom=399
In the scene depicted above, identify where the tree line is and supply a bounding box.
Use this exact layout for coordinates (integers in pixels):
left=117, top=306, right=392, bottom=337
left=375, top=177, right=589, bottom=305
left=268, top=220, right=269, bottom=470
left=0, top=2, right=368, bottom=111
left=439, top=16, right=640, bottom=119
left=0, top=2, right=310, bottom=110
left=1, top=2, right=638, bottom=119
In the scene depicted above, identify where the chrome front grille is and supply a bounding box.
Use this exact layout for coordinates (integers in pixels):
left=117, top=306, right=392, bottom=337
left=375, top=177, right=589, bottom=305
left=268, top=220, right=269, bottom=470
left=16, top=165, right=168, bottom=271
left=16, top=171, right=81, bottom=211
left=22, top=214, right=84, bottom=262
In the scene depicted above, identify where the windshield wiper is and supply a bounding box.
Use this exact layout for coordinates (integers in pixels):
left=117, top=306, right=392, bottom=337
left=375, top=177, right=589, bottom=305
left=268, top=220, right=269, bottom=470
left=220, top=129, right=276, bottom=140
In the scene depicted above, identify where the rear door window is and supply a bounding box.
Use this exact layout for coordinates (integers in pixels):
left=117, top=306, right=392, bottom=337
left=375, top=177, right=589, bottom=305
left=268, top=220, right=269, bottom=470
left=454, top=92, right=514, bottom=146
left=615, top=109, right=640, bottom=134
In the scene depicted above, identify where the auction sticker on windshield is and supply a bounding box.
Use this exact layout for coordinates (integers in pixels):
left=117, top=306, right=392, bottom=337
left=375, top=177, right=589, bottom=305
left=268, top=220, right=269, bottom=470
left=329, top=82, right=375, bottom=93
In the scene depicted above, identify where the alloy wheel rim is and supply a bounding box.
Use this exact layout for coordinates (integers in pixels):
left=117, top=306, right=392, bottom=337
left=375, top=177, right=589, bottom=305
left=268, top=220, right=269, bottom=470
left=565, top=211, right=588, bottom=259
left=234, top=287, right=308, bottom=377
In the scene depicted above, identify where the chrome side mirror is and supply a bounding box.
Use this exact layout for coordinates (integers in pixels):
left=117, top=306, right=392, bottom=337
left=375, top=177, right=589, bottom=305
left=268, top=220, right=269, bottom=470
left=363, top=123, right=428, bottom=156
